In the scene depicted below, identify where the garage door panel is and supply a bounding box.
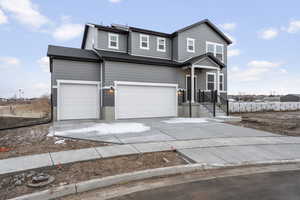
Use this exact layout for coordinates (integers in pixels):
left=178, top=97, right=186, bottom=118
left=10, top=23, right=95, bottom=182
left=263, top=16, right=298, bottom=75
left=116, top=83, right=177, bottom=119
left=60, top=83, right=99, bottom=120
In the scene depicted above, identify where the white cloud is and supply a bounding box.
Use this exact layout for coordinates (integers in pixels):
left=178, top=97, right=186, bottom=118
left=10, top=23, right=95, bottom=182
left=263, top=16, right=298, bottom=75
left=221, top=23, right=236, bottom=31
left=280, top=69, right=287, bottom=73
left=258, top=28, right=278, bottom=40
left=109, top=0, right=122, bottom=3
left=228, top=49, right=240, bottom=57
left=52, top=23, right=84, bottom=41
left=0, top=57, right=20, bottom=70
left=37, top=57, right=49, bottom=72
left=286, top=20, right=300, bottom=33
left=0, top=0, right=49, bottom=28
left=230, top=60, right=283, bottom=82
left=0, top=9, right=7, bottom=24
left=33, top=82, right=50, bottom=91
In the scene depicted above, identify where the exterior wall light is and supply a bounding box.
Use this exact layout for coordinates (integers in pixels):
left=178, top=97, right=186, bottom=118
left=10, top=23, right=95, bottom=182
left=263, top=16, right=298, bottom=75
left=108, top=86, right=114, bottom=94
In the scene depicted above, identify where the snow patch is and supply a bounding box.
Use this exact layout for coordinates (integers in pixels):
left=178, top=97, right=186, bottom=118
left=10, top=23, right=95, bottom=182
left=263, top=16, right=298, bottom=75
left=163, top=118, right=209, bottom=124
left=54, top=123, right=150, bottom=137
left=54, top=138, right=65, bottom=144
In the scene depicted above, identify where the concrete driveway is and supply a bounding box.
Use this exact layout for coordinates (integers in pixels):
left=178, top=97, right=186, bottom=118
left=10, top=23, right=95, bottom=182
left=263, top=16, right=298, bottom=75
left=51, top=117, right=278, bottom=144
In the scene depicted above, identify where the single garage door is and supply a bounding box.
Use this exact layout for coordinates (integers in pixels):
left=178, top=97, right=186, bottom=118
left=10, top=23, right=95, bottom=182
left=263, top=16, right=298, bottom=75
left=59, top=83, right=99, bottom=120
left=115, top=82, right=177, bottom=119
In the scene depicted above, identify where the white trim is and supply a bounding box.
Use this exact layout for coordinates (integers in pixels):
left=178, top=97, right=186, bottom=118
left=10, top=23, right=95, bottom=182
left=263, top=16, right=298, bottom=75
left=108, top=33, right=119, bottom=49
left=57, top=79, right=101, bottom=121
left=157, top=37, right=166, bottom=52
left=52, top=85, right=58, bottom=89
left=206, top=41, right=224, bottom=62
left=187, top=38, right=195, bottom=53
left=130, top=53, right=171, bottom=60
left=193, top=64, right=219, bottom=70
left=206, top=72, right=216, bottom=91
left=96, top=47, right=126, bottom=53
left=140, top=34, right=150, bottom=50
left=114, top=81, right=178, bottom=120
left=114, top=81, right=178, bottom=88
left=185, top=74, right=198, bottom=102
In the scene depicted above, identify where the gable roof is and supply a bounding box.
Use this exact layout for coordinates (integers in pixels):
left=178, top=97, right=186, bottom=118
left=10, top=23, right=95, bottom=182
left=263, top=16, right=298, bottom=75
left=182, top=52, right=226, bottom=68
left=81, top=19, right=232, bottom=48
left=172, top=19, right=232, bottom=44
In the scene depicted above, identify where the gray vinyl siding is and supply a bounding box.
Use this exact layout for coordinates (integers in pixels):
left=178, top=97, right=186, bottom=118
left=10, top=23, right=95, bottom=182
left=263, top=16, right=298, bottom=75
left=172, top=36, right=179, bottom=61
left=130, top=32, right=172, bottom=59
left=84, top=26, right=95, bottom=50
left=177, top=23, right=228, bottom=63
left=97, top=30, right=127, bottom=52
left=51, top=59, right=100, bottom=85
left=104, top=61, right=184, bottom=87
left=194, top=57, right=219, bottom=67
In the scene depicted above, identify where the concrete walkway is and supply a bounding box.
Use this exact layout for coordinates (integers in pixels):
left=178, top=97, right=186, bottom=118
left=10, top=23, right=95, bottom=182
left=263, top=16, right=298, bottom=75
left=1, top=136, right=300, bottom=175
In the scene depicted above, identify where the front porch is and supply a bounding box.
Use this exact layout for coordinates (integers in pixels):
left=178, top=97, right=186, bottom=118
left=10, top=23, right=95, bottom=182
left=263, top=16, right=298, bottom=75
left=177, top=53, right=229, bottom=117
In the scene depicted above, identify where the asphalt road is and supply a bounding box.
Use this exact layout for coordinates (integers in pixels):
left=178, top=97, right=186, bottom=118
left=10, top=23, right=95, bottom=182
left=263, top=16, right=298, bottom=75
left=111, top=170, right=300, bottom=200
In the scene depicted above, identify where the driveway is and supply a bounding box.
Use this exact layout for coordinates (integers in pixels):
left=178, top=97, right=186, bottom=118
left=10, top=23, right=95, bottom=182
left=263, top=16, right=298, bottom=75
left=51, top=117, right=278, bottom=144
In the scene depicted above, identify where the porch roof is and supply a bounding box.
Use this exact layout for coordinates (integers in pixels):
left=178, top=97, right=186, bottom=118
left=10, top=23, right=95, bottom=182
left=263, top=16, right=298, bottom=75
left=182, top=53, right=226, bottom=69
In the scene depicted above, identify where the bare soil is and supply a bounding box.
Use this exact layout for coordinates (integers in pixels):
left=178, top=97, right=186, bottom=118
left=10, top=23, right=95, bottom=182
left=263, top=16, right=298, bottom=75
left=228, top=111, right=300, bottom=136
left=0, top=123, right=108, bottom=159
left=0, top=151, right=186, bottom=200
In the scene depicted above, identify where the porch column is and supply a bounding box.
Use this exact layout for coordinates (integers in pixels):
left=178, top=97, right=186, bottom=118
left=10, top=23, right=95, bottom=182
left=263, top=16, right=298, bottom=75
left=191, top=65, right=195, bottom=103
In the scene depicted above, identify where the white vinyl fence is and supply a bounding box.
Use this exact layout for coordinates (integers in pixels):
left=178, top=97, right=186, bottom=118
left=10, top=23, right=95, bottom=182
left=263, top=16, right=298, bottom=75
left=229, top=102, right=300, bottom=113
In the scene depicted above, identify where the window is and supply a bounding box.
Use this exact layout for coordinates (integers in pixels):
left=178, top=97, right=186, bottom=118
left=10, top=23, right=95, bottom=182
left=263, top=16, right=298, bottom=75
left=206, top=41, right=224, bottom=62
left=187, top=38, right=195, bottom=53
left=157, top=37, right=166, bottom=52
left=140, top=34, right=149, bottom=50
left=108, top=33, right=119, bottom=49
left=206, top=72, right=216, bottom=91
left=219, top=73, right=224, bottom=91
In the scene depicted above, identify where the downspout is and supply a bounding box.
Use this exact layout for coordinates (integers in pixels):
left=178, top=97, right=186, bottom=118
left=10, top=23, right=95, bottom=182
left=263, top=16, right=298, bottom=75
left=50, top=58, right=53, bottom=122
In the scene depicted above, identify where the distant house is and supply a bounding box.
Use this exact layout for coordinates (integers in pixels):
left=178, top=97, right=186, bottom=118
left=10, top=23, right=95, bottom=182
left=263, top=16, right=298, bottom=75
left=263, top=96, right=280, bottom=102
left=280, top=94, right=300, bottom=102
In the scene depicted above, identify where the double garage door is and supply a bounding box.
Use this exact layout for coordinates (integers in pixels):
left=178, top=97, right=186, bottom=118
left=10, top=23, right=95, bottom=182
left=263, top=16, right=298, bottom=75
left=58, top=81, right=177, bottom=120
left=115, top=82, right=178, bottom=119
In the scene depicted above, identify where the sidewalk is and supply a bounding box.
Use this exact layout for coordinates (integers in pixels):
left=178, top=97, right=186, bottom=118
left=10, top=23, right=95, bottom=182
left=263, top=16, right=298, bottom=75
left=1, top=136, right=300, bottom=175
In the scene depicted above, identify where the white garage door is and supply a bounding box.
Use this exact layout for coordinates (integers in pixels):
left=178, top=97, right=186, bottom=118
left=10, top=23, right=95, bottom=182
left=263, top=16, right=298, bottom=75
left=59, top=83, right=99, bottom=120
left=115, top=82, right=177, bottom=119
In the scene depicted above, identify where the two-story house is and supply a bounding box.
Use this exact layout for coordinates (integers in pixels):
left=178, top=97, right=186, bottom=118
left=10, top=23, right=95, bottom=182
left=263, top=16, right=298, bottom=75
left=47, top=19, right=232, bottom=121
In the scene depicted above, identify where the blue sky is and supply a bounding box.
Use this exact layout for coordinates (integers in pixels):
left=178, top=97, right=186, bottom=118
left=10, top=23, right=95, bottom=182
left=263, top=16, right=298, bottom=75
left=0, top=0, right=300, bottom=98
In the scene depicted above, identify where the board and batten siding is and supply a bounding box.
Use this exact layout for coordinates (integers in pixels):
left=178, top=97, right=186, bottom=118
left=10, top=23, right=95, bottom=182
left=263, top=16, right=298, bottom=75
left=130, top=32, right=172, bottom=59
left=51, top=59, right=101, bottom=106
left=176, top=23, right=228, bottom=63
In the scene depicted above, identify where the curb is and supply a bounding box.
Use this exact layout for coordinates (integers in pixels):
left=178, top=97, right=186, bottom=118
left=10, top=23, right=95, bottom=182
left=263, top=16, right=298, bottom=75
left=9, top=159, right=300, bottom=200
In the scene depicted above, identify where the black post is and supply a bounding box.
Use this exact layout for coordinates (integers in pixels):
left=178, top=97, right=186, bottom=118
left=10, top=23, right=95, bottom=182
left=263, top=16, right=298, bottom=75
left=189, top=99, right=192, bottom=118
left=211, top=90, right=214, bottom=103
left=182, top=90, right=185, bottom=103
left=226, top=100, right=229, bottom=116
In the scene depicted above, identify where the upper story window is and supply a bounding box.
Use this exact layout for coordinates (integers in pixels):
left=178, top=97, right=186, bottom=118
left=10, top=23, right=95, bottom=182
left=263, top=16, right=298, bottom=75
left=140, top=34, right=149, bottom=50
left=157, top=37, right=166, bottom=52
left=206, top=41, right=224, bottom=62
left=187, top=38, right=195, bottom=53
left=108, top=33, right=119, bottom=49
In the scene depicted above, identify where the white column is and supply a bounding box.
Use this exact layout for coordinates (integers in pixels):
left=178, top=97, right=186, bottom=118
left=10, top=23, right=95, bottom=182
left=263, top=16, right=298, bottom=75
left=191, top=66, right=195, bottom=103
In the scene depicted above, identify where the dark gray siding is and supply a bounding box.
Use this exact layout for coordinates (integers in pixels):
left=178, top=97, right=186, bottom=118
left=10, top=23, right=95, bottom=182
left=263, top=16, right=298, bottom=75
left=130, top=32, right=172, bottom=59
left=177, top=23, right=228, bottom=63
left=104, top=61, right=184, bottom=87
left=52, top=59, right=100, bottom=85
left=97, top=30, right=127, bottom=52
left=172, top=36, right=179, bottom=61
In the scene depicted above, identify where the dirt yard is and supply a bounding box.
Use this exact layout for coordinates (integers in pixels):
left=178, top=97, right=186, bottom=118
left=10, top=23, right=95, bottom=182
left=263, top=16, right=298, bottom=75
left=0, top=123, right=109, bottom=159
left=0, top=151, right=186, bottom=200
left=228, top=111, right=300, bottom=136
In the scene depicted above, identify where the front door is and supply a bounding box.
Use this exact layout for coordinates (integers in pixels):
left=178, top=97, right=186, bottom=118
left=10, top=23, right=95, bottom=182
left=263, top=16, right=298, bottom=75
left=186, top=75, right=197, bottom=101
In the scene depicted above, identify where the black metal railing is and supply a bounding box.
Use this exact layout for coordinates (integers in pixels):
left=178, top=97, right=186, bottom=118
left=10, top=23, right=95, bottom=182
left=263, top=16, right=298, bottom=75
left=216, top=91, right=229, bottom=116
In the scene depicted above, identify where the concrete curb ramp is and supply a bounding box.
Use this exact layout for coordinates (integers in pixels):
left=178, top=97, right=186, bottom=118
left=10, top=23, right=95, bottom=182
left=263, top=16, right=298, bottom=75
left=9, top=159, right=300, bottom=200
